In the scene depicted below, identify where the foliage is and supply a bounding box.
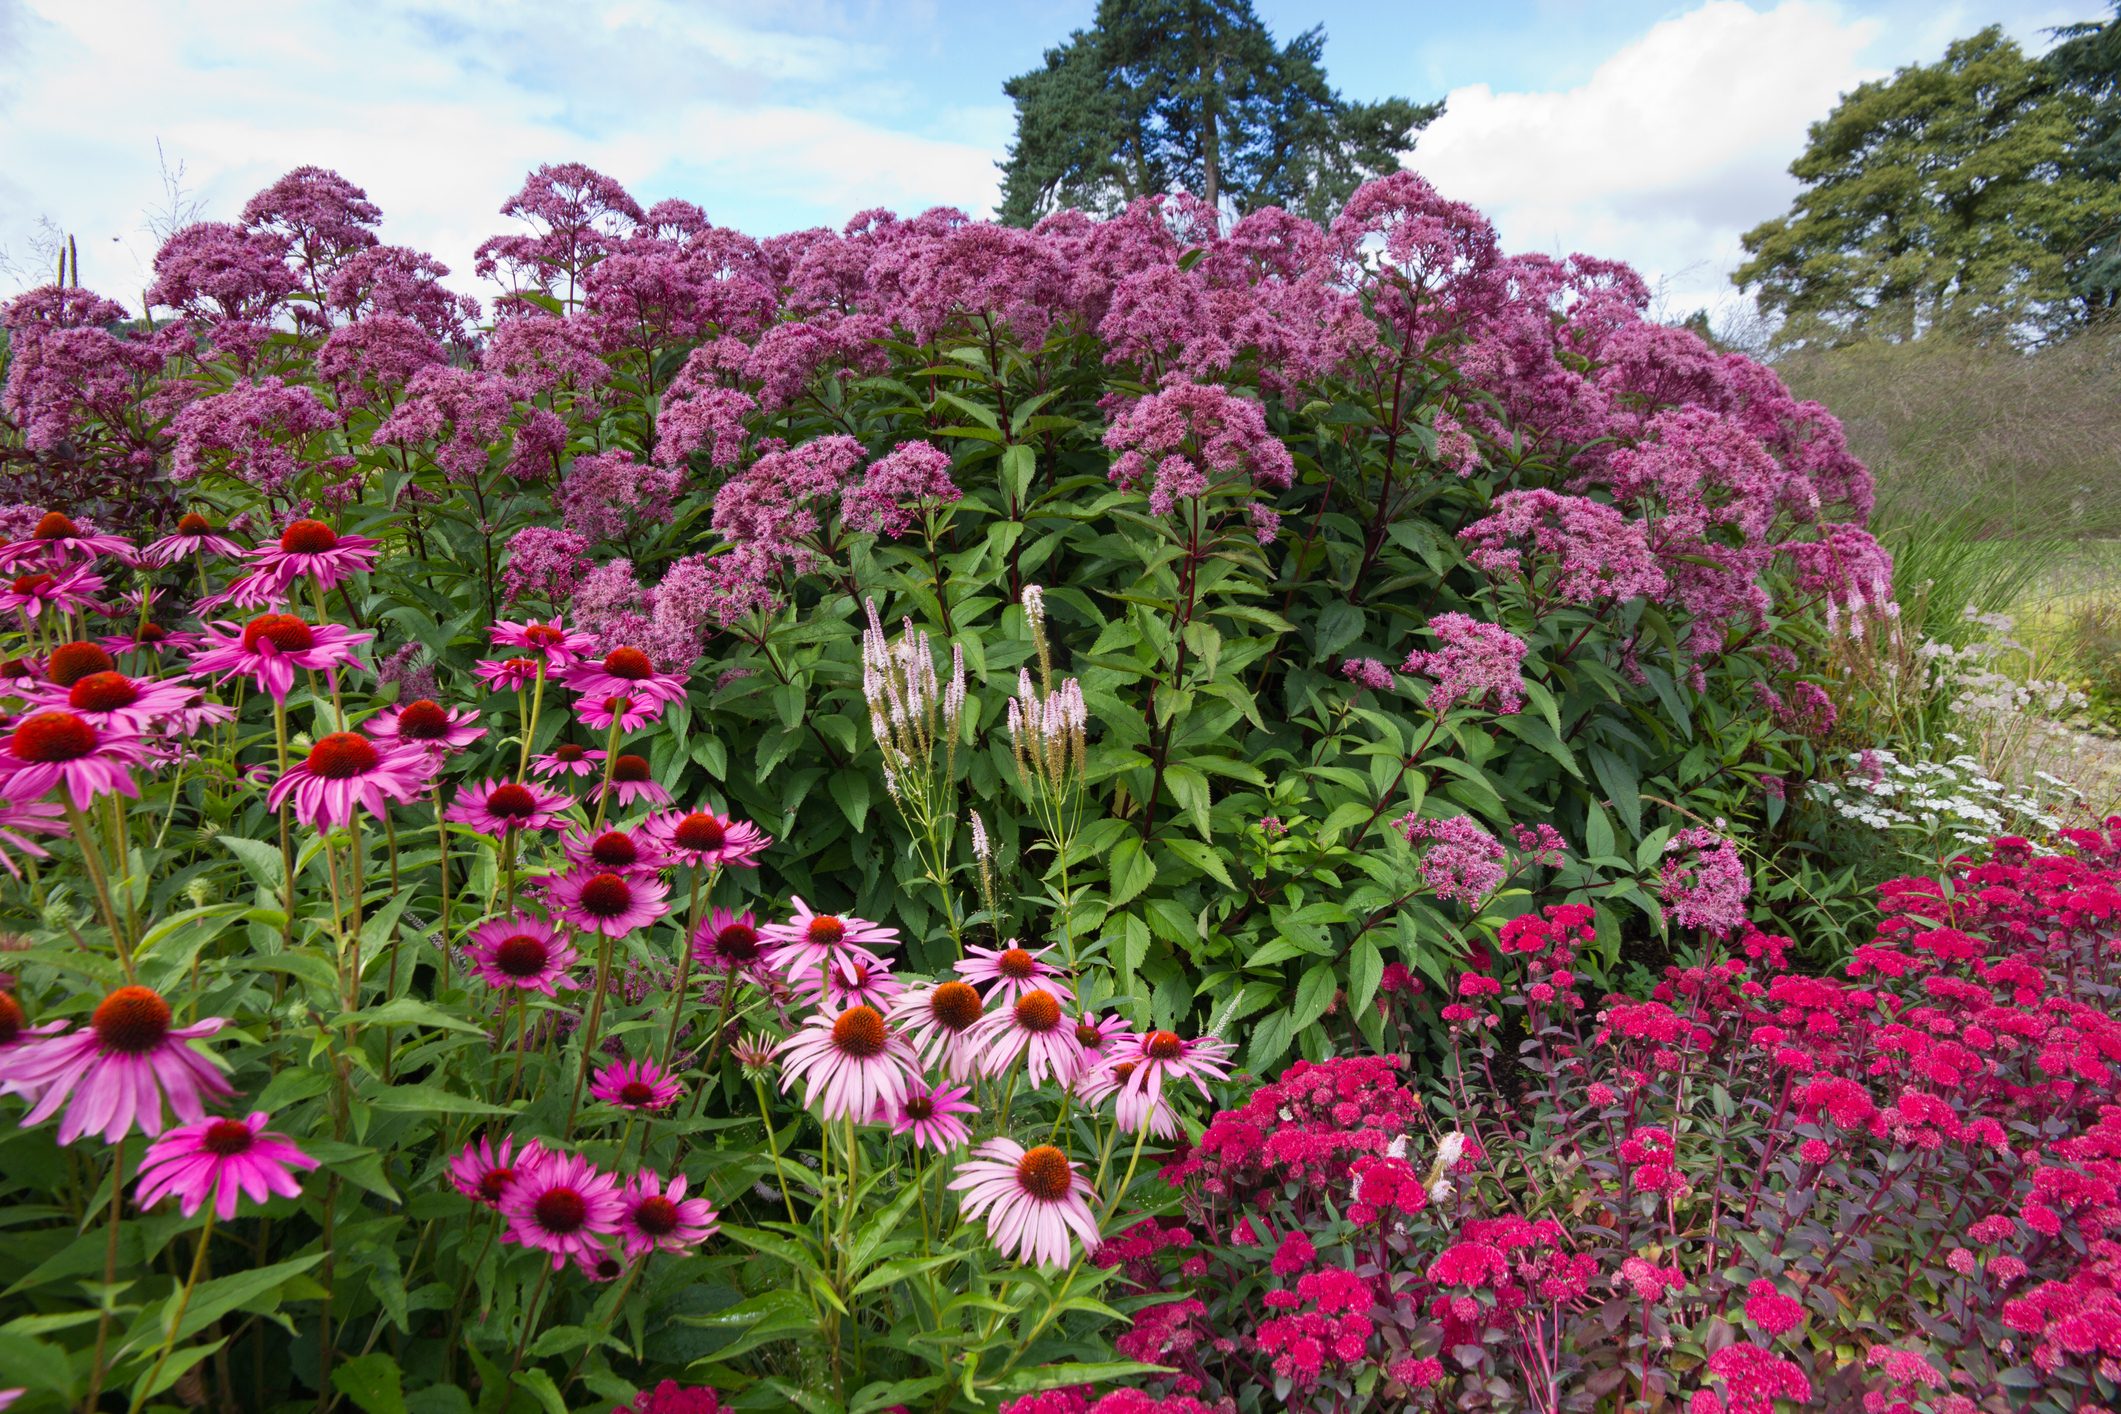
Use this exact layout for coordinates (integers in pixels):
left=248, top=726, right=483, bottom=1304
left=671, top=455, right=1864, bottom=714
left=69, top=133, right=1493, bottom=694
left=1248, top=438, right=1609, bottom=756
left=996, top=0, right=1441, bottom=225
left=2047, top=1, right=2121, bottom=313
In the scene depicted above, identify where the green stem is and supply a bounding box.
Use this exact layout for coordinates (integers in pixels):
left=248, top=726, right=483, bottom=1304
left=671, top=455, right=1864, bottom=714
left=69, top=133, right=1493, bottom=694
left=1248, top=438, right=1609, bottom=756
left=128, top=1206, right=217, bottom=1414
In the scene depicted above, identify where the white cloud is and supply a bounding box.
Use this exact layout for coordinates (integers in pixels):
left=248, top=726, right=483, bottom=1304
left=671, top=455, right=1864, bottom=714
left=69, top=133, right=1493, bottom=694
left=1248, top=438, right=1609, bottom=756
left=1411, top=0, right=1886, bottom=321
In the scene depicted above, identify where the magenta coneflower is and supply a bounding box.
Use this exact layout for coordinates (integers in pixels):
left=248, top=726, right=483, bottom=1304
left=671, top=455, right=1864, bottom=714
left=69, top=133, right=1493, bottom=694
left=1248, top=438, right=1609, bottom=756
left=690, top=908, right=766, bottom=973
left=2, top=564, right=104, bottom=620
left=793, top=952, right=905, bottom=1011
left=472, top=656, right=544, bottom=692
left=617, top=1170, right=719, bottom=1259
left=43, top=640, right=114, bottom=687
left=491, top=618, right=594, bottom=664
left=0, top=985, right=230, bottom=1144
left=646, top=807, right=773, bottom=870
left=590, top=1056, right=683, bottom=1113
left=1, top=511, right=134, bottom=568
left=969, top=987, right=1084, bottom=1087
left=267, top=731, right=432, bottom=830
left=775, top=1003, right=921, bottom=1121
left=28, top=670, right=200, bottom=732
left=562, top=823, right=669, bottom=877
left=1074, top=1058, right=1177, bottom=1139
left=141, top=513, right=245, bottom=567
left=0, top=708, right=148, bottom=808
left=445, top=778, right=574, bottom=838
left=576, top=691, right=661, bottom=733
left=887, top=1079, right=977, bottom=1153
left=101, top=623, right=202, bottom=659
left=134, top=1110, right=318, bottom=1220
left=0, top=801, right=65, bottom=880
left=246, top=518, right=380, bottom=595
left=548, top=867, right=671, bottom=937
left=564, top=646, right=688, bottom=709
left=956, top=940, right=1074, bottom=1006
left=891, top=980, right=989, bottom=1082
left=499, top=1147, right=625, bottom=1270
left=531, top=742, right=601, bottom=779
left=189, top=613, right=372, bottom=703
left=1070, top=1011, right=1131, bottom=1068
left=600, top=753, right=671, bottom=808
left=464, top=915, right=580, bottom=995
left=1115, top=1028, right=1236, bottom=1114
left=366, top=698, right=484, bottom=753
left=761, top=898, right=900, bottom=982
left=450, top=1134, right=546, bottom=1208
left=948, top=1138, right=1100, bottom=1269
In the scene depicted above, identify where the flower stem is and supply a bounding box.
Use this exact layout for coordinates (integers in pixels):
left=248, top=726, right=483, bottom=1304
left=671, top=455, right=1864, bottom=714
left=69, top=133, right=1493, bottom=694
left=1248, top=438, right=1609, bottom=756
left=129, top=1205, right=217, bottom=1414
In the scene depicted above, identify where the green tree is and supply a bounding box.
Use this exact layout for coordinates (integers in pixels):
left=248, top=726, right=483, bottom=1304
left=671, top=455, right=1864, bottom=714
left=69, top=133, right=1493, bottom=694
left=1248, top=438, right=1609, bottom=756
left=1734, top=26, right=2121, bottom=346
left=997, top=0, right=1441, bottom=226
left=2048, top=3, right=2121, bottom=314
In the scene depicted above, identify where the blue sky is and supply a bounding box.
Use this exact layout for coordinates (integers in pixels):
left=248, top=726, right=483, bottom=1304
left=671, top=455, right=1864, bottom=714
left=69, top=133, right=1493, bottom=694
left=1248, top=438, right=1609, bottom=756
left=0, top=0, right=2088, bottom=322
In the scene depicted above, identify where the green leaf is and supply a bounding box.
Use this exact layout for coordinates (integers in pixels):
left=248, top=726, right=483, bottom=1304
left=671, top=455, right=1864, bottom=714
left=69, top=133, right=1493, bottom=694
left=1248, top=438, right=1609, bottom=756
left=220, top=835, right=286, bottom=892
left=829, top=770, right=871, bottom=833
left=1348, top=936, right=1384, bottom=1020
left=1587, top=745, right=1643, bottom=838
left=365, top=1083, right=517, bottom=1117
left=1160, top=837, right=1233, bottom=889
left=1314, top=599, right=1364, bottom=658
left=341, top=998, right=488, bottom=1036
left=676, top=1288, right=817, bottom=1364
left=1291, top=963, right=1336, bottom=1030
left=1105, top=837, right=1155, bottom=908
left=509, top=1368, right=569, bottom=1414
left=332, top=1353, right=409, bottom=1414
left=173, top=1253, right=324, bottom=1343
left=1161, top=763, right=1213, bottom=840
left=1247, top=1007, right=1296, bottom=1072
left=987, top=1362, right=1173, bottom=1394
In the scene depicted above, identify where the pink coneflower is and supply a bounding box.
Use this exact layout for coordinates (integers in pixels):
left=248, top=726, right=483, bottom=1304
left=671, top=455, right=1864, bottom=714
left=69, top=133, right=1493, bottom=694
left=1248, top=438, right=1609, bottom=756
left=775, top=1003, right=921, bottom=1121
left=563, top=823, right=669, bottom=877
left=0, top=708, right=148, bottom=808
left=1, top=511, right=133, bottom=567
left=267, top=731, right=432, bottom=830
left=133, top=1110, right=319, bottom=1219
left=141, top=512, right=245, bottom=567
left=472, top=656, right=544, bottom=692
left=548, top=867, right=671, bottom=938
left=101, top=623, right=202, bottom=659
left=576, top=692, right=660, bottom=733
left=157, top=700, right=237, bottom=741
left=2, top=564, right=104, bottom=620
left=793, top=952, right=905, bottom=1011
left=366, top=698, right=484, bottom=753
left=565, top=646, right=689, bottom=710
left=498, top=1147, right=625, bottom=1270
left=531, top=742, right=600, bottom=778
left=246, top=518, right=380, bottom=595
left=886, top=1078, right=976, bottom=1153
left=601, top=753, right=672, bottom=807
left=690, top=908, right=765, bottom=972
left=28, top=670, right=199, bottom=732
left=445, top=778, right=574, bottom=838
left=645, top=807, right=773, bottom=870
left=760, top=898, right=900, bottom=982
left=196, top=567, right=287, bottom=613
left=0, top=985, right=230, bottom=1144
left=464, top=915, right=580, bottom=995
left=0, top=801, right=65, bottom=880
left=1070, top=1012, right=1131, bottom=1069
left=590, top=1056, right=683, bottom=1112
left=43, top=640, right=114, bottom=686
left=969, top=987, right=1083, bottom=1087
left=1073, top=1058, right=1177, bottom=1139
left=955, top=940, right=1074, bottom=1006
left=617, top=1170, right=719, bottom=1259
left=948, top=1138, right=1100, bottom=1269
left=491, top=618, right=594, bottom=664
left=1115, top=1028, right=1236, bottom=1116
left=574, top=1248, right=627, bottom=1282
left=891, top=980, right=988, bottom=1082
left=450, top=1133, right=546, bottom=1208
left=189, top=613, right=372, bottom=703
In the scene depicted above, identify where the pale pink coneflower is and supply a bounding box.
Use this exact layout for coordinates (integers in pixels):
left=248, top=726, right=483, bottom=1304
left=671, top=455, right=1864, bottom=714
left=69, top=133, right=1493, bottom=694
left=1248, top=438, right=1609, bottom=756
left=562, top=822, right=670, bottom=877
left=600, top=753, right=673, bottom=807
left=1069, top=1012, right=1132, bottom=1070
left=791, top=952, right=905, bottom=1012
left=760, top=898, right=900, bottom=982
left=576, top=691, right=661, bottom=734
left=365, top=698, right=485, bottom=753
left=0, top=801, right=65, bottom=880
left=499, top=1147, right=625, bottom=1270
left=188, top=612, right=372, bottom=704
left=267, top=731, right=433, bottom=830
left=450, top=1133, right=547, bottom=1208
left=1074, top=1057, right=1178, bottom=1138
left=564, top=646, right=688, bottom=709
left=955, top=939, right=1074, bottom=1006
left=472, top=655, right=544, bottom=692
left=0, top=708, right=149, bottom=808
left=1, top=563, right=105, bottom=619
left=531, top=742, right=601, bottom=779
left=890, top=980, right=988, bottom=1082
left=463, top=915, right=581, bottom=995
left=617, top=1170, right=719, bottom=1259
left=245, top=518, right=381, bottom=596
left=885, top=1078, right=977, bottom=1153
left=0, top=985, right=230, bottom=1144
left=969, top=987, right=1084, bottom=1087
left=445, top=778, right=574, bottom=838
left=490, top=618, right=594, bottom=664
left=1115, top=1028, right=1236, bottom=1116
left=140, top=513, right=245, bottom=567
left=774, top=1003, right=921, bottom=1121
left=28, top=669, right=200, bottom=732
left=644, top=806, right=773, bottom=870
left=133, top=1110, right=319, bottom=1220
left=948, top=1137, right=1100, bottom=1269
left=547, top=867, right=671, bottom=937
left=590, top=1056, right=684, bottom=1113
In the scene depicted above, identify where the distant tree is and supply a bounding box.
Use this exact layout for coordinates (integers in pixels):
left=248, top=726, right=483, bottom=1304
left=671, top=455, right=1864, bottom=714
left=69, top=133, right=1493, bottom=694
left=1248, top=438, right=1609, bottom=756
left=997, top=0, right=1442, bottom=226
left=1734, top=26, right=2121, bottom=346
left=2048, top=3, right=2121, bottom=315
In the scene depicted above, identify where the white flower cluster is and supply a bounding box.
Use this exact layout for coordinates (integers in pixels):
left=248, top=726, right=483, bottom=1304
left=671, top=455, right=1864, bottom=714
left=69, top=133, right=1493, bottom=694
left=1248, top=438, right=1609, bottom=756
left=1810, top=746, right=2081, bottom=851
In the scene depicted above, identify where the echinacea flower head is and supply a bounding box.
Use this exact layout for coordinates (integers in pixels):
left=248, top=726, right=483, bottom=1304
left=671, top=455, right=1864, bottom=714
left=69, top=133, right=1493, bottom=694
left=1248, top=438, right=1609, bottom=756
left=601, top=753, right=672, bottom=807
left=27, top=669, right=200, bottom=731
left=955, top=939, right=1074, bottom=1006
left=577, top=692, right=661, bottom=733
left=774, top=1003, right=922, bottom=1121
left=886, top=1078, right=976, bottom=1152
left=948, top=1137, right=1100, bottom=1269
left=0, top=800, right=66, bottom=879
left=0, top=708, right=149, bottom=808
left=1073, top=1058, right=1177, bottom=1139
left=891, top=979, right=988, bottom=1081
left=366, top=698, right=484, bottom=753
left=450, top=1133, right=547, bottom=1208
left=101, top=623, right=200, bottom=659
left=246, top=518, right=380, bottom=595
left=0, top=985, right=231, bottom=1144
left=969, top=986, right=1084, bottom=1087
left=266, top=731, right=433, bottom=829
left=645, top=807, right=772, bottom=869
left=498, top=1147, right=625, bottom=1270
left=464, top=914, right=581, bottom=995
left=1070, top=1011, right=1131, bottom=1065
left=617, top=1169, right=719, bottom=1259
left=760, top=898, right=900, bottom=982
left=792, top=951, right=904, bottom=1011
left=691, top=908, right=765, bottom=971
left=548, top=867, right=671, bottom=937
left=445, top=778, right=574, bottom=837
left=1116, top=1028, right=1235, bottom=1112
left=563, top=822, right=669, bottom=877
left=141, top=513, right=245, bottom=567
left=44, top=640, right=116, bottom=687
left=1, top=563, right=104, bottom=619
left=532, top=742, right=600, bottom=778
left=491, top=617, right=594, bottom=664
left=565, top=645, right=688, bottom=709
left=133, top=1110, right=318, bottom=1220
left=1, top=511, right=134, bottom=567
left=590, top=1056, right=683, bottom=1112
left=473, top=656, right=545, bottom=692
left=189, top=613, right=373, bottom=703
